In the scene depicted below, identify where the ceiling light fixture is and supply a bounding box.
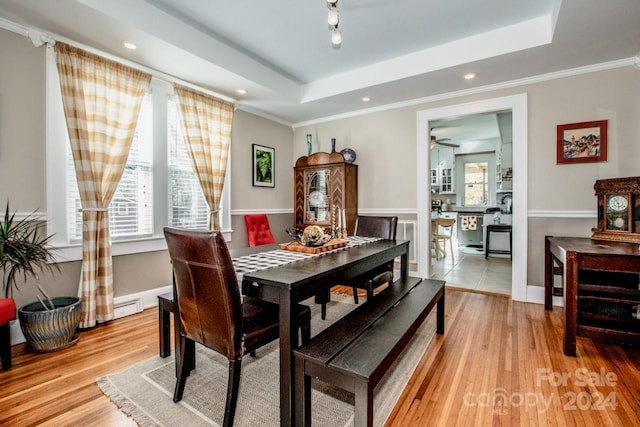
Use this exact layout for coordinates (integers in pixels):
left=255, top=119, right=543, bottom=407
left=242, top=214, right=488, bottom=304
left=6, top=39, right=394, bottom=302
left=361, top=97, right=371, bottom=102
left=123, top=42, right=137, bottom=50
left=237, top=89, right=247, bottom=95
left=327, top=7, right=339, bottom=26
left=464, top=73, right=475, bottom=80
left=327, top=0, right=342, bottom=49
left=331, top=28, right=342, bottom=47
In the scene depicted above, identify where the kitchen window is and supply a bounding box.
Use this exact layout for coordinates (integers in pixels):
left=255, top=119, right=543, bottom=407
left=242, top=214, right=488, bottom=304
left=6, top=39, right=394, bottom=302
left=463, top=161, right=489, bottom=206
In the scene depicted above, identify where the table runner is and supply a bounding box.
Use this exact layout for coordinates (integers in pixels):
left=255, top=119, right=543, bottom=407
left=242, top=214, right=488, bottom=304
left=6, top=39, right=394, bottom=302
left=233, top=236, right=381, bottom=281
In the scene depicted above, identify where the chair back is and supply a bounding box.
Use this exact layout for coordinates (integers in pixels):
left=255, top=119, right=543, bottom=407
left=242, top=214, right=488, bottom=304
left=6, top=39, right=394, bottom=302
left=163, top=227, right=242, bottom=359
left=244, top=214, right=277, bottom=247
left=354, top=216, right=398, bottom=240
left=433, top=218, right=455, bottom=237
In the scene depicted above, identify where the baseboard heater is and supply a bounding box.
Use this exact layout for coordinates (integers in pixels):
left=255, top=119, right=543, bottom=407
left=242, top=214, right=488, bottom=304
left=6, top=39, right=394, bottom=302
left=113, top=298, right=144, bottom=319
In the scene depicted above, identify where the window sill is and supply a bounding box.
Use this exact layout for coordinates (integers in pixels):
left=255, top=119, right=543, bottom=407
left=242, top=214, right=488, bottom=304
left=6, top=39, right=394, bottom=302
left=52, top=230, right=232, bottom=262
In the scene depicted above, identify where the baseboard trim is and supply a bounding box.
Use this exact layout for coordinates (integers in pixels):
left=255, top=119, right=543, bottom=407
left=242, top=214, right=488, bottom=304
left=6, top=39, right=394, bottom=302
left=526, top=284, right=563, bottom=307
left=10, top=285, right=173, bottom=346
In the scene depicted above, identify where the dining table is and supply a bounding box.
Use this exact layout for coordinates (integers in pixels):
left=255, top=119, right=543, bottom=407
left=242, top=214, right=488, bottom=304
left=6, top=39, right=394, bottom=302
left=237, top=238, right=410, bottom=426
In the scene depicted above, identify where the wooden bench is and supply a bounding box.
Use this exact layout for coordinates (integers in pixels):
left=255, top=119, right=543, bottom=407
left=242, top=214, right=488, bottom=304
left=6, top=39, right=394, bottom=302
left=293, top=276, right=445, bottom=427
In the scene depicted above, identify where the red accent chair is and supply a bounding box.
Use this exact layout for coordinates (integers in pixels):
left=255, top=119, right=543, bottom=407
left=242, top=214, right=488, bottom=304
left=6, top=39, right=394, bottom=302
left=0, top=298, right=16, bottom=370
left=244, top=214, right=277, bottom=247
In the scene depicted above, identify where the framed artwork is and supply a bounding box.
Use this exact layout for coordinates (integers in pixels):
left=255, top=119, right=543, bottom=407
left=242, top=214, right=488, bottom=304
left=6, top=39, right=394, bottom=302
left=252, top=144, right=275, bottom=187
left=556, top=120, right=608, bottom=164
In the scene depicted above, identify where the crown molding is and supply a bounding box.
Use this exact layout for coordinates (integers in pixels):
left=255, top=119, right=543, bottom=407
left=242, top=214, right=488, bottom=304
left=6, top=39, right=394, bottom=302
left=234, top=104, right=293, bottom=128
left=292, top=57, right=635, bottom=128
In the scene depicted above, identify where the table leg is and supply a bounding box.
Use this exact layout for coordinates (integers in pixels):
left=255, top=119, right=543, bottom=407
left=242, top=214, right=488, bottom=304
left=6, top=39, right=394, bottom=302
left=563, top=252, right=578, bottom=356
left=279, top=289, right=296, bottom=426
left=436, top=289, right=445, bottom=335
left=400, top=251, right=408, bottom=280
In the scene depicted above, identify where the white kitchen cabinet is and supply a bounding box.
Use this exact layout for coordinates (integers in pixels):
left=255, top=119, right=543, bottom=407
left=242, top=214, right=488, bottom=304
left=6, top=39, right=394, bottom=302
left=437, top=146, right=455, bottom=193
left=430, top=168, right=438, bottom=186
left=431, top=146, right=455, bottom=193
left=430, top=148, right=439, bottom=187
left=440, top=167, right=454, bottom=193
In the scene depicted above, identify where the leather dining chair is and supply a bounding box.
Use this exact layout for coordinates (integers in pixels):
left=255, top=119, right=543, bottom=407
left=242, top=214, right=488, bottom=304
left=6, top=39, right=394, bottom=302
left=163, top=227, right=311, bottom=427
left=318, top=216, right=398, bottom=319
left=244, top=214, right=277, bottom=247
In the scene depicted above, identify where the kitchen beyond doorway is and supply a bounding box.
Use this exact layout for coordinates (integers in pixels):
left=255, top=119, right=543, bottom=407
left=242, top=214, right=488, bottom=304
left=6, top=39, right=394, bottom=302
left=417, top=93, right=528, bottom=301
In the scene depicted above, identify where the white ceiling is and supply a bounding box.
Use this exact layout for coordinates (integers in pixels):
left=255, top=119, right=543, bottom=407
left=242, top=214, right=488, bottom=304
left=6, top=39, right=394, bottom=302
left=0, top=0, right=639, bottom=126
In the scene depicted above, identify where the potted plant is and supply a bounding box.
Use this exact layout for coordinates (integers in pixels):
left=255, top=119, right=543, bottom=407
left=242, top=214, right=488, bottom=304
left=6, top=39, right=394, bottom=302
left=0, top=202, right=81, bottom=352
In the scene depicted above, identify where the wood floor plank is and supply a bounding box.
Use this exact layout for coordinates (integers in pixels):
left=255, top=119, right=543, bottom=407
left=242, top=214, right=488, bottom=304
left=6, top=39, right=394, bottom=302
left=385, top=289, right=640, bottom=426
left=1, top=289, right=639, bottom=425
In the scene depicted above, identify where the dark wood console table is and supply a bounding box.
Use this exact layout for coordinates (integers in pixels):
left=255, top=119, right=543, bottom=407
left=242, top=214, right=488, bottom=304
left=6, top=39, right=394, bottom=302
left=545, top=236, right=640, bottom=356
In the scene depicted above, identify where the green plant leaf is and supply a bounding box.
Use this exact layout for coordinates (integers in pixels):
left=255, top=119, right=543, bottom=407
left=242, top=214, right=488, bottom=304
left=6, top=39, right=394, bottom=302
left=1, top=202, right=59, bottom=298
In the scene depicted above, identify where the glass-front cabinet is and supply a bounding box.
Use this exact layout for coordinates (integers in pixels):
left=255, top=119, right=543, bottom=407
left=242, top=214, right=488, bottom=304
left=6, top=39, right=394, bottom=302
left=432, top=146, right=455, bottom=194
left=430, top=168, right=438, bottom=186
left=294, top=152, right=358, bottom=234
left=304, top=169, right=331, bottom=224
left=440, top=167, right=454, bottom=193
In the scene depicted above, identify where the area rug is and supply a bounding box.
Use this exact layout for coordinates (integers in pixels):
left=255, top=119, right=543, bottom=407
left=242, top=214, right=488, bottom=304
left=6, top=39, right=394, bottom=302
left=97, top=293, right=437, bottom=427
left=461, top=247, right=484, bottom=255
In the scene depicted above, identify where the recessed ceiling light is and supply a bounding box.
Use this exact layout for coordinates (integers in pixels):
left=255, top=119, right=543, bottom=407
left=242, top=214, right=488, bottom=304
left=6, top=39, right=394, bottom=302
left=123, top=42, right=137, bottom=50
left=237, top=89, right=247, bottom=95
left=464, top=73, right=475, bottom=80
left=361, top=97, right=371, bottom=102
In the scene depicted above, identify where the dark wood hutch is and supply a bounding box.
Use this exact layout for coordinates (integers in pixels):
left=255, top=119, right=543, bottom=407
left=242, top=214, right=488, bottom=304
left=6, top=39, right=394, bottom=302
left=293, top=152, right=358, bottom=235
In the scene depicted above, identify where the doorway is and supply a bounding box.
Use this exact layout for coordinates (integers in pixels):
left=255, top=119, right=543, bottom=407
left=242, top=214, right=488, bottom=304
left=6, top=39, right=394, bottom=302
left=416, top=94, right=528, bottom=301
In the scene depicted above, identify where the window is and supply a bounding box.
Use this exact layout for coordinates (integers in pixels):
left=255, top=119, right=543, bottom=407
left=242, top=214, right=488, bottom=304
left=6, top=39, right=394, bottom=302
left=167, top=99, right=209, bottom=229
left=463, top=161, right=489, bottom=206
left=46, top=48, right=230, bottom=261
left=66, top=94, right=154, bottom=242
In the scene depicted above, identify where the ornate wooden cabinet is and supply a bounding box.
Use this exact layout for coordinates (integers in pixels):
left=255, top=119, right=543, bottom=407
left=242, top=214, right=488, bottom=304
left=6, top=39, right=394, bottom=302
left=294, top=152, right=358, bottom=234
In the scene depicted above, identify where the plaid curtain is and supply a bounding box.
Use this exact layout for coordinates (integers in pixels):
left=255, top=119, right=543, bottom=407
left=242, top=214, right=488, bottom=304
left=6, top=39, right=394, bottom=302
left=174, top=85, right=234, bottom=231
left=55, top=42, right=151, bottom=328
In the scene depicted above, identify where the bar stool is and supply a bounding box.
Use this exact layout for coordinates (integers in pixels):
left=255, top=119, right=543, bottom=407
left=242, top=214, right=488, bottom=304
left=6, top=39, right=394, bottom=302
left=485, top=224, right=512, bottom=260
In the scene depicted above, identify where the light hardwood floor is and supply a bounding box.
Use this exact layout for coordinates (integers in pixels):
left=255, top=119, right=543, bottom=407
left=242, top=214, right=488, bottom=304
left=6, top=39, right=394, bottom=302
left=1, top=289, right=639, bottom=426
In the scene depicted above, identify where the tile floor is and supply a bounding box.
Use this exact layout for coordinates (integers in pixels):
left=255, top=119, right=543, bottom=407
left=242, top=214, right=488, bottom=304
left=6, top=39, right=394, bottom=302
left=430, top=245, right=512, bottom=295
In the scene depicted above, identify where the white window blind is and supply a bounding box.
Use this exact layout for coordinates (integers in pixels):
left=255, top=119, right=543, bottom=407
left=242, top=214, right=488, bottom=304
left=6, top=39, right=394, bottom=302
left=167, top=99, right=209, bottom=229
left=66, top=94, right=154, bottom=241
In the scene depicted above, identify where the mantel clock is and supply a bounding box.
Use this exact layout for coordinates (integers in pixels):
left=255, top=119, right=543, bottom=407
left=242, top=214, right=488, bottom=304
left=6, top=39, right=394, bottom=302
left=592, top=176, right=640, bottom=243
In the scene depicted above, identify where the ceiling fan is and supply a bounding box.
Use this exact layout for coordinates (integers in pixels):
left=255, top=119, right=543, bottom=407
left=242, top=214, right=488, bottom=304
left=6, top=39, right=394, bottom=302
left=430, top=135, right=460, bottom=149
